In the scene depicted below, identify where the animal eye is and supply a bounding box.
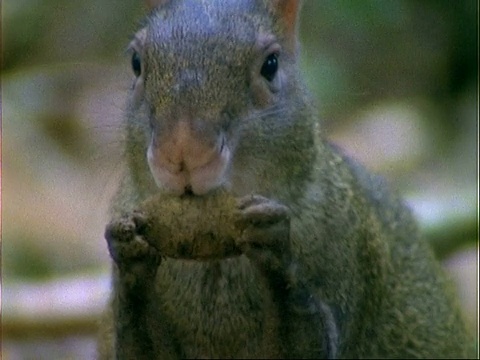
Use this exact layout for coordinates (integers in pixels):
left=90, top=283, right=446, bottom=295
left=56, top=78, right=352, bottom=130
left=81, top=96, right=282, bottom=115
left=131, top=51, right=142, bottom=77
left=260, top=53, right=278, bottom=82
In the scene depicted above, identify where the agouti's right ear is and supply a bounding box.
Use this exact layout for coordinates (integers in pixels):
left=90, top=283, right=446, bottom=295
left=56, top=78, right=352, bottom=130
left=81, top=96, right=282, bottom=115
left=145, top=0, right=170, bottom=10
left=271, top=0, right=303, bottom=53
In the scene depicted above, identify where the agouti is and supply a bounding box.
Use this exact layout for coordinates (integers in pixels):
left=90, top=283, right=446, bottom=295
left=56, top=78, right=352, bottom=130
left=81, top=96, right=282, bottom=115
left=98, top=0, right=472, bottom=358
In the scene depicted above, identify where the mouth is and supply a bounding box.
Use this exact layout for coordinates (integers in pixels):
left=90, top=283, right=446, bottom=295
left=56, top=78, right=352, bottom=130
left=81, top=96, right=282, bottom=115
left=182, top=184, right=195, bottom=197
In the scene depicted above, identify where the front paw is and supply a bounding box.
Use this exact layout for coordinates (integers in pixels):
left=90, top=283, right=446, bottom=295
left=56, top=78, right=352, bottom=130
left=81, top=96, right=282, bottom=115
left=235, top=195, right=291, bottom=274
left=105, top=211, right=161, bottom=282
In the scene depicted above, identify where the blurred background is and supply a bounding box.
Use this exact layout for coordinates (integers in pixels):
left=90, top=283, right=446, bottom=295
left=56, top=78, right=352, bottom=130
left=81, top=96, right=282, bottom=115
left=1, top=0, right=478, bottom=358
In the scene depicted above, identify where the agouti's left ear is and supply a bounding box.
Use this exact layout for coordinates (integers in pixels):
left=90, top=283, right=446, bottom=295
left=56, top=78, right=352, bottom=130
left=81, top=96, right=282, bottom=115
left=271, top=0, right=303, bottom=52
left=145, top=0, right=170, bottom=10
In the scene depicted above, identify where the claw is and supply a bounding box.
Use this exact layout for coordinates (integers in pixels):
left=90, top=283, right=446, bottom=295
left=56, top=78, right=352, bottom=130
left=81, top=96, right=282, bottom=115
left=236, top=195, right=290, bottom=228
left=237, top=194, right=271, bottom=210
left=132, top=211, right=149, bottom=234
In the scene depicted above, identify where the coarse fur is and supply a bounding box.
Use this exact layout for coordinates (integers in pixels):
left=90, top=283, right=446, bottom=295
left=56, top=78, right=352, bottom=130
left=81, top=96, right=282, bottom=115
left=98, top=0, right=473, bottom=358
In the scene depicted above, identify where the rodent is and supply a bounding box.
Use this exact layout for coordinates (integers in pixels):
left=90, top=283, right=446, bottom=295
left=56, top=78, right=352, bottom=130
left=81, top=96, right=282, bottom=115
left=98, top=0, right=473, bottom=358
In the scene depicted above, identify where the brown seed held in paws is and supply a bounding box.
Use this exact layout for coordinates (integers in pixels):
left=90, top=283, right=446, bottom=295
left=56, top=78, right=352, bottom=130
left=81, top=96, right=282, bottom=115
left=135, top=190, right=242, bottom=260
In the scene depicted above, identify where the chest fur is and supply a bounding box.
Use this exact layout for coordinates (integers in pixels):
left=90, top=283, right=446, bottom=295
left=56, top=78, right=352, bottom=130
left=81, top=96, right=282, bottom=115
left=152, top=256, right=282, bottom=358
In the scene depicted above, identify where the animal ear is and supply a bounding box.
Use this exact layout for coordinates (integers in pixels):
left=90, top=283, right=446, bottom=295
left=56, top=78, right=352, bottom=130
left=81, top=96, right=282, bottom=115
left=145, top=0, right=170, bottom=10
left=271, top=0, right=303, bottom=52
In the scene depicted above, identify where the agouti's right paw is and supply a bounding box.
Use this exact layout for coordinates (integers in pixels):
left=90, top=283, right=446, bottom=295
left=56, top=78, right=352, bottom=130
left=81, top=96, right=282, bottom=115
left=235, top=195, right=292, bottom=275
left=105, top=212, right=161, bottom=281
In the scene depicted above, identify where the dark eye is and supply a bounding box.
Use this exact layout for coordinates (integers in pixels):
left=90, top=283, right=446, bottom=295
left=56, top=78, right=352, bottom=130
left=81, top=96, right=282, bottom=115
left=260, top=53, right=278, bottom=82
left=131, top=51, right=142, bottom=77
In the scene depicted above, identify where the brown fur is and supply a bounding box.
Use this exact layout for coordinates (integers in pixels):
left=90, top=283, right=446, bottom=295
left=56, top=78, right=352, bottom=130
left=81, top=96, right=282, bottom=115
left=98, top=0, right=473, bottom=358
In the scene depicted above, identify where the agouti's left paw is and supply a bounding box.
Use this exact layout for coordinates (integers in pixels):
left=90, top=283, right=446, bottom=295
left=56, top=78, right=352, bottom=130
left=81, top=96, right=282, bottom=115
left=105, top=212, right=161, bottom=282
left=235, top=195, right=291, bottom=274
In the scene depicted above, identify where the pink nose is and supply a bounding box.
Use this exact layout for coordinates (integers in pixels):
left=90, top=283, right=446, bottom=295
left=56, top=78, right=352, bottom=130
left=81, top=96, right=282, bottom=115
left=147, top=121, right=230, bottom=195
left=154, top=121, right=219, bottom=173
